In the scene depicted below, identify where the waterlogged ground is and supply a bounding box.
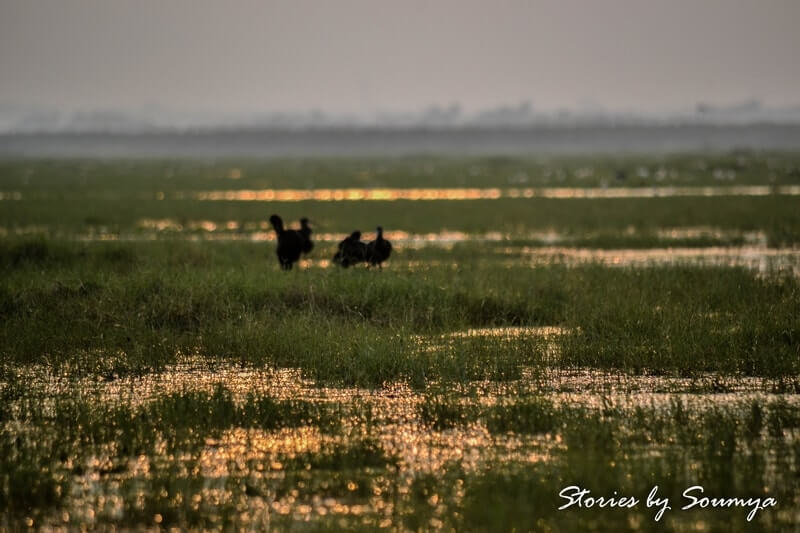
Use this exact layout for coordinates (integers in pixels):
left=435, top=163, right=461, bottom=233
left=4, top=360, right=800, bottom=531
left=2, top=154, right=800, bottom=530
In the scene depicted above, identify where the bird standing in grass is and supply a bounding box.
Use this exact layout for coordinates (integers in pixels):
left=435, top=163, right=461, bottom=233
left=366, top=226, right=392, bottom=268
left=299, top=217, right=314, bottom=255
left=269, top=214, right=304, bottom=270
left=333, top=231, right=368, bottom=268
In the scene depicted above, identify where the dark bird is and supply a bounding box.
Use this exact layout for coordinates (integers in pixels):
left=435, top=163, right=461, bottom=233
left=270, top=214, right=304, bottom=270
left=333, top=231, right=368, bottom=268
left=299, top=217, right=314, bottom=255
left=366, top=226, right=392, bottom=268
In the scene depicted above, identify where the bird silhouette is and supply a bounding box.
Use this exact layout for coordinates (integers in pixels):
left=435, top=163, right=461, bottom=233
left=333, top=231, right=368, bottom=268
left=270, top=214, right=304, bottom=270
left=299, top=217, right=313, bottom=255
left=366, top=226, right=392, bottom=268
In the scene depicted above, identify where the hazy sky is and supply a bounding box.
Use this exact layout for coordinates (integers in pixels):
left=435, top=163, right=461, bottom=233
left=1, top=0, right=798, bottom=115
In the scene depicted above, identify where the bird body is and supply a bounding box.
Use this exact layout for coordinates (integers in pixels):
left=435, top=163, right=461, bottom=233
left=333, top=231, right=368, bottom=268
left=366, top=226, right=392, bottom=268
left=270, top=214, right=304, bottom=270
left=299, top=217, right=314, bottom=255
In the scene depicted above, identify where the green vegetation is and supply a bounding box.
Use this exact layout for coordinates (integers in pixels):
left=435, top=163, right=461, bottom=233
left=1, top=239, right=796, bottom=382
left=3, top=383, right=799, bottom=530
left=1, top=153, right=799, bottom=530
left=2, top=153, right=800, bottom=246
left=453, top=397, right=800, bottom=532
left=2, top=152, right=799, bottom=192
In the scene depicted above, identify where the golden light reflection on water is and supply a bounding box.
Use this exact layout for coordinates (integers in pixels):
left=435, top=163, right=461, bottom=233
left=447, top=326, right=567, bottom=339
left=134, top=219, right=511, bottom=246
left=115, top=221, right=800, bottom=273
left=134, top=219, right=763, bottom=246
left=654, top=226, right=765, bottom=243
left=114, top=219, right=771, bottom=249
left=517, top=246, right=800, bottom=276
left=415, top=326, right=568, bottom=360
left=392, top=249, right=800, bottom=277
left=12, top=358, right=800, bottom=529
left=130, top=221, right=545, bottom=248
left=52, top=230, right=800, bottom=276
left=180, top=188, right=503, bottom=202
left=4, top=186, right=800, bottom=203
left=14, top=216, right=793, bottom=275
left=170, top=185, right=800, bottom=202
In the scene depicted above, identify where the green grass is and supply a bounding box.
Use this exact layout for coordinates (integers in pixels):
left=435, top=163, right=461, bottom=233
left=1, top=239, right=797, bottom=382
left=2, top=154, right=800, bottom=530
left=3, top=384, right=799, bottom=530
left=3, top=154, right=800, bottom=246
left=410, top=396, right=800, bottom=531
left=2, top=152, right=799, bottom=192
left=3, top=194, right=800, bottom=247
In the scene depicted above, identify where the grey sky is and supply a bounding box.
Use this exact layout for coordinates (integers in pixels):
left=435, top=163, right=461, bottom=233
left=1, top=0, right=798, bottom=115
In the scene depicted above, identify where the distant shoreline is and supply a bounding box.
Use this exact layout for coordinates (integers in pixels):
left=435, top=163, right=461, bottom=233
left=2, top=123, right=800, bottom=157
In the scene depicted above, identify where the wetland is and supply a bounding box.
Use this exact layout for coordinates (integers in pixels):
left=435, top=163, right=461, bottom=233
left=1, top=153, right=799, bottom=531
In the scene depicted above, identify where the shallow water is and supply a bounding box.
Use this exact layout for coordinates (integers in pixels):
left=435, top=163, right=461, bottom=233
left=173, top=185, right=800, bottom=202
left=7, top=355, right=799, bottom=529
left=122, top=222, right=770, bottom=246
left=515, top=246, right=800, bottom=276
left=56, top=221, right=800, bottom=276
left=24, top=185, right=787, bottom=201
left=4, top=219, right=797, bottom=276
left=366, top=247, right=800, bottom=276
left=18, top=360, right=799, bottom=475
left=3, top=184, right=800, bottom=203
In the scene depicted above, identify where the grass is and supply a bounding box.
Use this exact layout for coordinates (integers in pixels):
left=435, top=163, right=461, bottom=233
left=3, top=154, right=800, bottom=246
left=2, top=152, right=799, bottom=192
left=2, top=153, right=800, bottom=530
left=427, top=397, right=800, bottom=532
left=4, top=194, right=800, bottom=247
left=1, top=239, right=797, bottom=382
left=4, top=383, right=799, bottom=530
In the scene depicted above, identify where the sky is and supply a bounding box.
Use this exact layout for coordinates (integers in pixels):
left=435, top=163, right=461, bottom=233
left=1, top=0, right=799, bottom=117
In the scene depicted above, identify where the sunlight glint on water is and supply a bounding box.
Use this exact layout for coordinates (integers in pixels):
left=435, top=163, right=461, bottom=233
left=9, top=355, right=800, bottom=528
left=171, top=185, right=800, bottom=202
